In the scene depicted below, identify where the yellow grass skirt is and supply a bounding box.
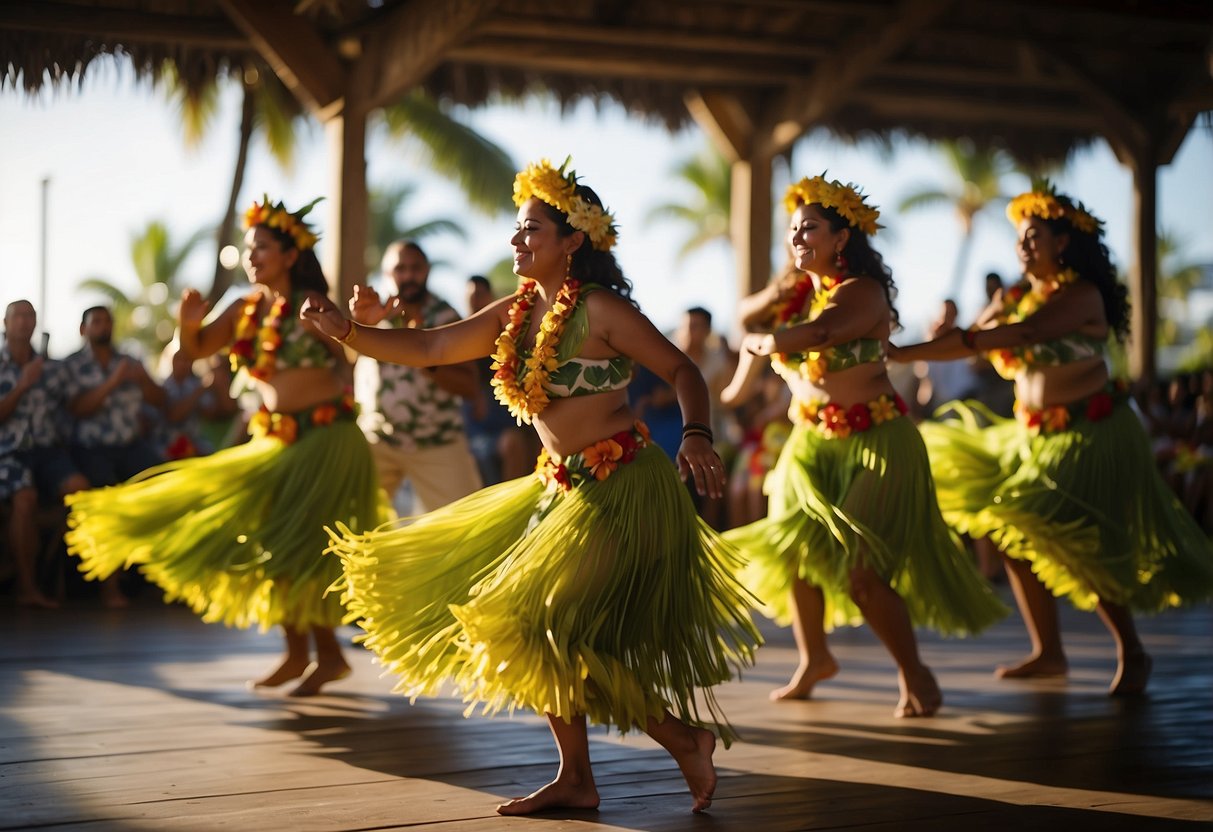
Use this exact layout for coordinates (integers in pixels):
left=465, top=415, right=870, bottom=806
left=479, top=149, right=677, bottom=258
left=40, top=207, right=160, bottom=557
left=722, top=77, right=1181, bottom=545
left=66, top=419, right=386, bottom=629
left=725, top=416, right=1007, bottom=633
left=921, top=400, right=1213, bottom=612
left=329, top=443, right=762, bottom=741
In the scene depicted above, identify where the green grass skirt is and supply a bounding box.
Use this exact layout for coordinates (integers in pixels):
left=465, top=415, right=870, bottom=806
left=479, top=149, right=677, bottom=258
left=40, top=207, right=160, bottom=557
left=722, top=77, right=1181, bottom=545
left=328, top=444, right=762, bottom=741
left=920, top=401, right=1213, bottom=612
left=724, top=416, right=1007, bottom=633
left=66, top=420, right=386, bottom=629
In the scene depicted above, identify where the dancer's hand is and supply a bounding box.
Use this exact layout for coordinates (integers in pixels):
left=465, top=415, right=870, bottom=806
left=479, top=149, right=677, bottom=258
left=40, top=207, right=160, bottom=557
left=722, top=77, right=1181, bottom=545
left=299, top=295, right=352, bottom=341
left=350, top=285, right=390, bottom=325
left=741, top=332, right=776, bottom=356
left=179, top=288, right=209, bottom=328
left=678, top=434, right=725, bottom=499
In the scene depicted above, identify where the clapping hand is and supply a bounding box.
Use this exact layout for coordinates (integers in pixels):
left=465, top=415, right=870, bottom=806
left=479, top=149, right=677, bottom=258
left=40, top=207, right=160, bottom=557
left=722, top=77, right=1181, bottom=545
left=299, top=295, right=352, bottom=341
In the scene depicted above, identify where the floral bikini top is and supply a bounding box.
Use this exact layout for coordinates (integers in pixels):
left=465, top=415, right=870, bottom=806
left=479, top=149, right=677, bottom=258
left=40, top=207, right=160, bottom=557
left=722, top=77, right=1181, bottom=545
left=769, top=275, right=885, bottom=385
left=520, top=285, right=633, bottom=399
left=985, top=272, right=1107, bottom=380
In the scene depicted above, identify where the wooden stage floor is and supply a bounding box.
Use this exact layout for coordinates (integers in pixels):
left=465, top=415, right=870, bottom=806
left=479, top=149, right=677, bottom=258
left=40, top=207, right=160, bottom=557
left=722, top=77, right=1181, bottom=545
left=2, top=593, right=1210, bottom=831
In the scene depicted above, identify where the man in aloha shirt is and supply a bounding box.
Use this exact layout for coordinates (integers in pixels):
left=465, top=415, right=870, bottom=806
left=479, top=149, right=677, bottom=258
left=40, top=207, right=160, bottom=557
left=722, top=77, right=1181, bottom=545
left=353, top=241, right=482, bottom=512
left=0, top=300, right=91, bottom=607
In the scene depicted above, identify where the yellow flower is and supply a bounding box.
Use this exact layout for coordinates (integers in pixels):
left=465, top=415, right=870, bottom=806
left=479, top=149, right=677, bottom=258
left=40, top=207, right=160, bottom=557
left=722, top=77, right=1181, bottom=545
left=869, top=396, right=897, bottom=424
left=513, top=158, right=617, bottom=251
left=1042, top=406, right=1070, bottom=432
left=784, top=175, right=881, bottom=235
left=803, top=354, right=828, bottom=383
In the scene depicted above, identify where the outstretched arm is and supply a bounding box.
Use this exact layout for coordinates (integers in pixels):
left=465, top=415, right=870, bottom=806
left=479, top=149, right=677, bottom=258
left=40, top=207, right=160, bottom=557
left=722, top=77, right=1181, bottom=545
left=742, top=279, right=888, bottom=357
left=299, top=294, right=505, bottom=367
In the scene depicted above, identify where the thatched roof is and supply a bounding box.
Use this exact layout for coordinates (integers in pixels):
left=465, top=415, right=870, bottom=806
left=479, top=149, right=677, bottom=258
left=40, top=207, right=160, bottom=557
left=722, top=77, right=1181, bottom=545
left=4, top=0, right=1211, bottom=165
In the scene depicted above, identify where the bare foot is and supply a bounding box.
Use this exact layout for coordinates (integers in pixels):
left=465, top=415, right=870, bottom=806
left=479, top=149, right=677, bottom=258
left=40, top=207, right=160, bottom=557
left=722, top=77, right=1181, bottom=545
left=250, top=657, right=312, bottom=689
left=1110, top=651, right=1151, bottom=697
left=995, top=654, right=1068, bottom=679
left=287, top=660, right=352, bottom=697
left=496, top=777, right=600, bottom=815
left=895, top=666, right=942, bottom=718
left=17, top=591, right=59, bottom=609
left=770, top=656, right=839, bottom=701
left=669, top=726, right=717, bottom=813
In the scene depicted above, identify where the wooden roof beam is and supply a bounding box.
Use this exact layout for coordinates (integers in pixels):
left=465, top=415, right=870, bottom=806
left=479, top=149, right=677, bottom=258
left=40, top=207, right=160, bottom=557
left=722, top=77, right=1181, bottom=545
left=448, top=43, right=794, bottom=85
left=474, top=17, right=828, bottom=61
left=684, top=90, right=763, bottom=162
left=362, top=0, right=499, bottom=111
left=218, top=0, right=345, bottom=118
left=855, top=90, right=1101, bottom=132
left=0, top=3, right=246, bottom=49
left=762, top=0, right=955, bottom=155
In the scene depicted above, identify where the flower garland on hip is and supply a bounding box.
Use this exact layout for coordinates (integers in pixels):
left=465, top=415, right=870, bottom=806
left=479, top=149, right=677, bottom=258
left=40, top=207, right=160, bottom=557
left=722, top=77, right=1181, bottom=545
left=770, top=274, right=845, bottom=383
left=513, top=158, right=618, bottom=251
left=985, top=267, right=1079, bottom=378
left=229, top=293, right=290, bottom=380
left=490, top=278, right=583, bottom=423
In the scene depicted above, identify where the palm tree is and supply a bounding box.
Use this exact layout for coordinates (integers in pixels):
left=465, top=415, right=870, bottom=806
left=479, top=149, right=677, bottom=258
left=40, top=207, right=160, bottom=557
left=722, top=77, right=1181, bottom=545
left=366, top=182, right=467, bottom=273
left=645, top=147, right=733, bottom=262
left=1156, top=230, right=1207, bottom=347
left=898, top=139, right=1016, bottom=300
left=78, top=220, right=210, bottom=359
left=161, top=62, right=307, bottom=306
left=379, top=89, right=516, bottom=215
left=163, top=70, right=516, bottom=304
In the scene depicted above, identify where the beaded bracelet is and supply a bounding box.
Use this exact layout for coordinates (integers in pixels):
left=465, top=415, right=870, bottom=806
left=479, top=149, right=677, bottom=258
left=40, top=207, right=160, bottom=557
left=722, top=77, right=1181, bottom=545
left=682, top=421, right=712, bottom=437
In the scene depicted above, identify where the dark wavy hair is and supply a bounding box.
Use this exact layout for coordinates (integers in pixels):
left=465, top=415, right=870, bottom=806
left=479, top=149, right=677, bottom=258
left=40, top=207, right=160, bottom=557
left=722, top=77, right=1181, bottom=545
left=538, top=185, right=637, bottom=308
left=1042, top=213, right=1130, bottom=341
left=813, top=204, right=901, bottom=332
left=259, top=224, right=330, bottom=295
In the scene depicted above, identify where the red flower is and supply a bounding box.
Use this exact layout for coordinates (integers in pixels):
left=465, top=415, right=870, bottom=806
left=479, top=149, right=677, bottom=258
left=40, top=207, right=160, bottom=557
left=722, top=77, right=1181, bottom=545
left=552, top=463, right=571, bottom=491
left=311, top=403, right=338, bottom=426
left=1025, top=410, right=1043, bottom=432
left=1086, top=392, right=1113, bottom=422
left=846, top=402, right=872, bottom=432
left=166, top=434, right=197, bottom=460
left=893, top=393, right=909, bottom=415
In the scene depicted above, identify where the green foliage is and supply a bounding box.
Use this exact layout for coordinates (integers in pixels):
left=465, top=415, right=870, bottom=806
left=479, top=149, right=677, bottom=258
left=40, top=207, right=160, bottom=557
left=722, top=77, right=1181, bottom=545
left=645, top=147, right=732, bottom=262
left=367, top=183, right=467, bottom=273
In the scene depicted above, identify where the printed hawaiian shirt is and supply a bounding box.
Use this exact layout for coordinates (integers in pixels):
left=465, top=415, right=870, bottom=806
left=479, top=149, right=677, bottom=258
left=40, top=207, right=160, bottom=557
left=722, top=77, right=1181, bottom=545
left=62, top=347, right=145, bottom=448
left=0, top=344, right=71, bottom=454
left=373, top=294, right=467, bottom=451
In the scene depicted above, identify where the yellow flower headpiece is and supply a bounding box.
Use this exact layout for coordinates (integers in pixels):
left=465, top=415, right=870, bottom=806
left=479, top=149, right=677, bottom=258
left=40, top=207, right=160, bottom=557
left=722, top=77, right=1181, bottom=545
left=243, top=195, right=322, bottom=251
left=513, top=157, right=618, bottom=251
left=784, top=175, right=881, bottom=236
left=1006, top=181, right=1104, bottom=237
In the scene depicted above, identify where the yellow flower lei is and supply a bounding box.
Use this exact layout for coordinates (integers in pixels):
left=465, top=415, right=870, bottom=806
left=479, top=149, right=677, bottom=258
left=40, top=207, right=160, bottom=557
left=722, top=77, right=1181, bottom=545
left=490, top=278, right=583, bottom=424
left=243, top=194, right=322, bottom=250
left=784, top=175, right=881, bottom=235
left=513, top=158, right=618, bottom=251
left=1006, top=182, right=1104, bottom=237
left=986, top=267, right=1079, bottom=378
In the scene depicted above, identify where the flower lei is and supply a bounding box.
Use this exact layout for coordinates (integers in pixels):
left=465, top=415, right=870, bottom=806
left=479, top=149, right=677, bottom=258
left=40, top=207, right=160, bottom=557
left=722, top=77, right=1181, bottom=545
left=229, top=293, right=290, bottom=380
left=243, top=194, right=322, bottom=250
left=790, top=393, right=908, bottom=439
left=985, top=268, right=1078, bottom=378
left=771, top=274, right=844, bottom=384
left=534, top=422, right=652, bottom=492
left=1006, top=181, right=1104, bottom=237
left=1014, top=381, right=1125, bottom=435
left=514, top=158, right=618, bottom=251
left=490, top=278, right=582, bottom=423
left=784, top=175, right=881, bottom=235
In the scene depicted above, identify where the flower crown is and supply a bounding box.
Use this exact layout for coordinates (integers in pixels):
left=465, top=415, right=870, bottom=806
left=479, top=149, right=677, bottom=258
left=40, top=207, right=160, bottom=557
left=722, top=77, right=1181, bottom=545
left=243, top=195, right=322, bottom=250
left=1006, top=181, right=1104, bottom=237
left=513, top=158, right=618, bottom=251
left=784, top=175, right=881, bottom=236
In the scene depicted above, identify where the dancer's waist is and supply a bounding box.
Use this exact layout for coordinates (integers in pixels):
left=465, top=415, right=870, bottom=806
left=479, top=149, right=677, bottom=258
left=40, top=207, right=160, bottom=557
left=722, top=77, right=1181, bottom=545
left=789, top=393, right=909, bottom=440
left=535, top=421, right=652, bottom=490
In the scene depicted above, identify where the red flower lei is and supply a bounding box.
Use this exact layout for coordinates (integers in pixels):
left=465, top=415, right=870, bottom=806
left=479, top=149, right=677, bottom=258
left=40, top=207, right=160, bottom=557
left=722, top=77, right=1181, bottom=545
left=229, top=293, right=290, bottom=380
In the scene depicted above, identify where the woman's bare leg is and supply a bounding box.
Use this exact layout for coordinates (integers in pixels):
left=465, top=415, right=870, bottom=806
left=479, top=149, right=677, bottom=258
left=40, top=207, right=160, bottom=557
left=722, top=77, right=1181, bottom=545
left=771, top=578, right=838, bottom=700
left=848, top=565, right=941, bottom=717
left=1095, top=599, right=1151, bottom=696
left=290, top=626, right=352, bottom=696
left=644, top=711, right=718, bottom=813
left=251, top=625, right=311, bottom=689
left=497, top=714, right=600, bottom=815
left=997, top=554, right=1068, bottom=678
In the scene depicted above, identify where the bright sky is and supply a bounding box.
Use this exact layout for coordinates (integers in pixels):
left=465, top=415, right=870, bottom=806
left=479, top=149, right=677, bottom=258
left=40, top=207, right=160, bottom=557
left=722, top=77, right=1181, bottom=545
left=2, top=58, right=1211, bottom=360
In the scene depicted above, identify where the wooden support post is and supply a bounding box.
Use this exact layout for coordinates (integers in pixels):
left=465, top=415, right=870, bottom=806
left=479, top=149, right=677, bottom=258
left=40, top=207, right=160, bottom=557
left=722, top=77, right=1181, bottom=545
left=731, top=151, right=773, bottom=301
left=324, top=96, right=368, bottom=304
left=1128, top=146, right=1158, bottom=384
